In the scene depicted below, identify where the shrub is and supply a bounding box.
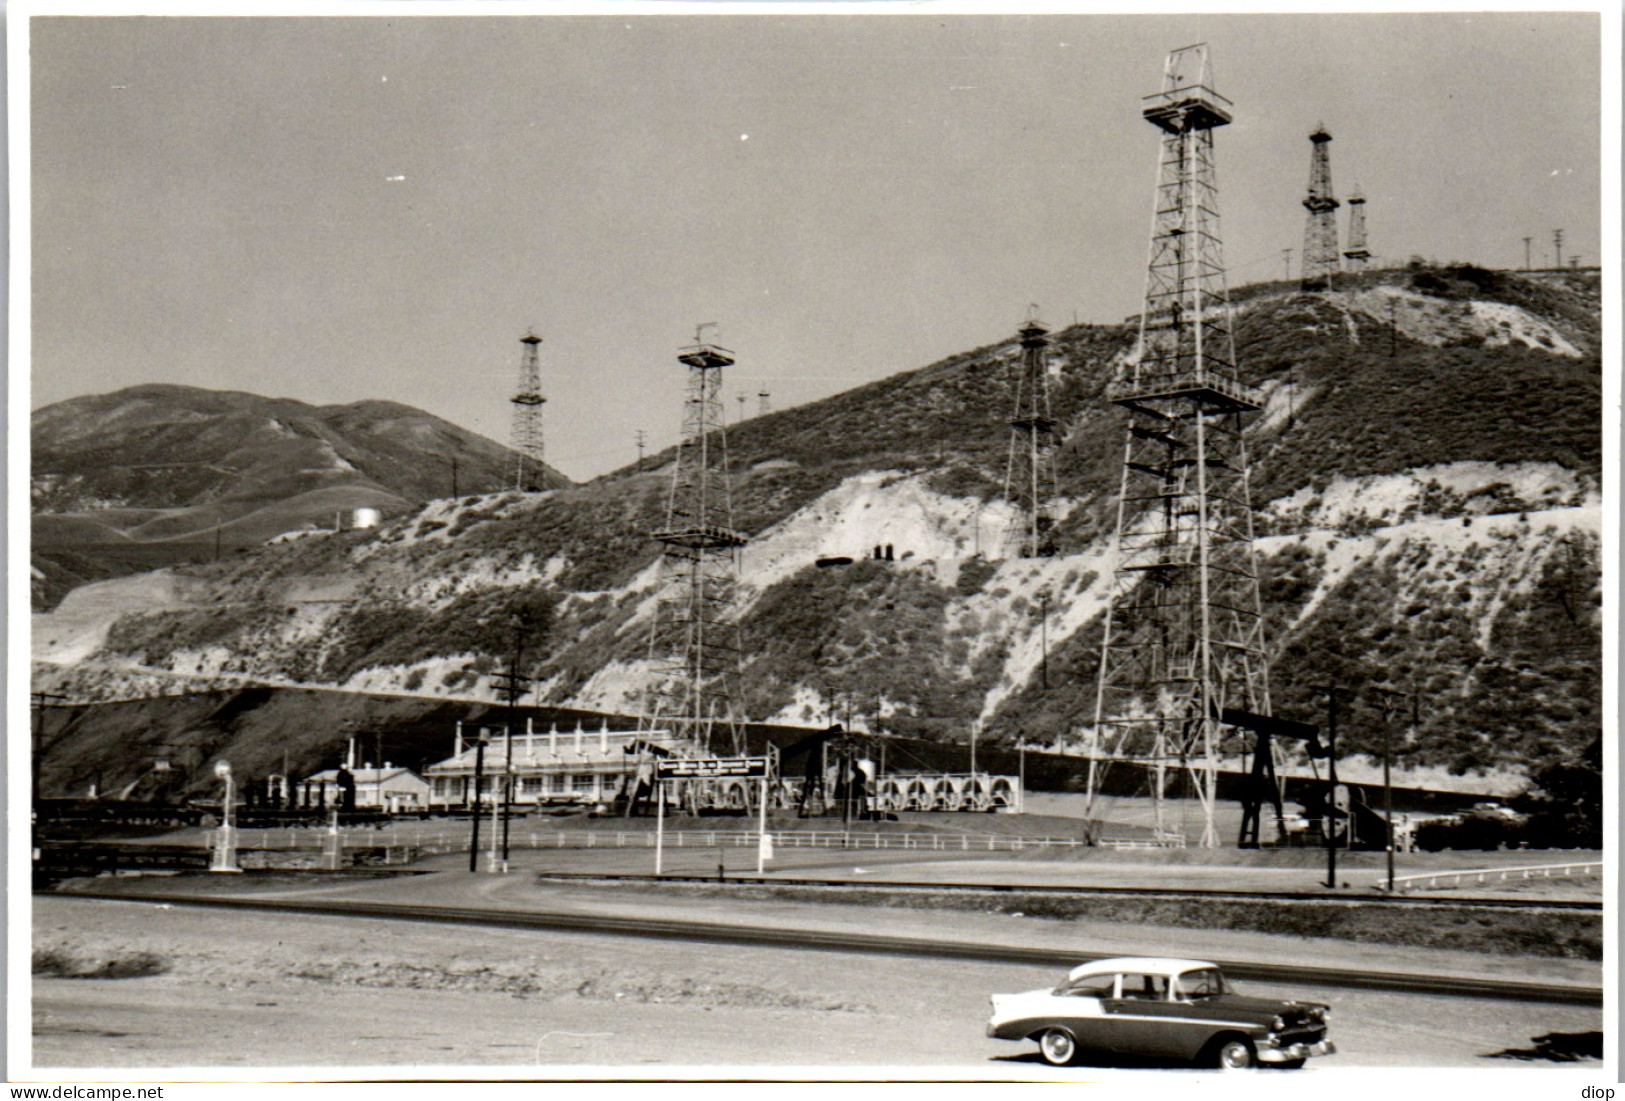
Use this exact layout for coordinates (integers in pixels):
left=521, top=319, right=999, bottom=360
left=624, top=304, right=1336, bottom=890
left=34, top=945, right=169, bottom=979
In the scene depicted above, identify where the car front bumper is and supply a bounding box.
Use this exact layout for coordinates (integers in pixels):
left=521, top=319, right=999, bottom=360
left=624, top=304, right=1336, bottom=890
left=1259, top=1039, right=1336, bottom=1064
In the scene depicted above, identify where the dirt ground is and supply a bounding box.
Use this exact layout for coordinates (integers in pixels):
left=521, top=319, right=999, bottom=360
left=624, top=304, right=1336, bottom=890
left=28, top=879, right=1602, bottom=1079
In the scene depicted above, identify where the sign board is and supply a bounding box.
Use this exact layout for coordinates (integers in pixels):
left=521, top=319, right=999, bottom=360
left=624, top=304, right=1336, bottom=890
left=657, top=756, right=768, bottom=780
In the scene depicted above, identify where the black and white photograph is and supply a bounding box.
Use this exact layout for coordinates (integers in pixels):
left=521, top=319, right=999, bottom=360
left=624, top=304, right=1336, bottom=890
left=11, top=0, right=1617, bottom=1088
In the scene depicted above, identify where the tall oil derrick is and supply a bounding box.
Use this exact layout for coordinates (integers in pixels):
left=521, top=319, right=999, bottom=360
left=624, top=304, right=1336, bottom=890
left=641, top=325, right=750, bottom=760
left=1343, top=187, right=1370, bottom=270
left=1001, top=309, right=1060, bottom=558
left=1301, top=126, right=1341, bottom=290
left=1085, top=44, right=1272, bottom=849
left=510, top=331, right=547, bottom=492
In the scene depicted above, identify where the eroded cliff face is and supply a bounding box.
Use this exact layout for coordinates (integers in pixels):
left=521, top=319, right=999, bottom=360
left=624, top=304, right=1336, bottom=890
left=33, top=267, right=1603, bottom=782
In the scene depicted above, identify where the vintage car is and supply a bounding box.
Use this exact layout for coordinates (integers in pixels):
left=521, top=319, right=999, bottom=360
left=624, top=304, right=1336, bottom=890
left=987, top=956, right=1334, bottom=1069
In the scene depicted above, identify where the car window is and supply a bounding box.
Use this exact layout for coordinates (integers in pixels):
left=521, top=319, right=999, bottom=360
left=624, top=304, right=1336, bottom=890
left=1118, top=972, right=1169, bottom=1000
left=1057, top=973, right=1117, bottom=998
left=1173, top=968, right=1228, bottom=1001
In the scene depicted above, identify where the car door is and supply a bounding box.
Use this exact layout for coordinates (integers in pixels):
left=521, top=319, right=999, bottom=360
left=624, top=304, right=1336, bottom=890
left=1099, top=971, right=1190, bottom=1058
left=1045, top=971, right=1117, bottom=1053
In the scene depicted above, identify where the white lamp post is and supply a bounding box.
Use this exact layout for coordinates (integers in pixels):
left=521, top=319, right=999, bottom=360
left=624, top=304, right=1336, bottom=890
left=210, top=759, right=242, bottom=873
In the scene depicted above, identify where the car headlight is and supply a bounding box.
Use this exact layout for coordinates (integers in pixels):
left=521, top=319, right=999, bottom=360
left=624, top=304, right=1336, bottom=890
left=1270, top=1015, right=1286, bottom=1032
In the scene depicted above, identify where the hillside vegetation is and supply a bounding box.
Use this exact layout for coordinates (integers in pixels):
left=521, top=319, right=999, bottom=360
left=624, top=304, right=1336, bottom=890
left=31, top=384, right=566, bottom=608
left=34, top=266, right=1602, bottom=790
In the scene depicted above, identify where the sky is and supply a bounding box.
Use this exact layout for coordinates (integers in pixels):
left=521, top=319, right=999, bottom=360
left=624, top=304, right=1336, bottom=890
left=21, top=4, right=1609, bottom=482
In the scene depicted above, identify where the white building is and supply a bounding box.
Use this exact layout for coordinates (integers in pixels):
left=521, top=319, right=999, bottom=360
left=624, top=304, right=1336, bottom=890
left=299, top=766, right=431, bottom=813
left=423, top=720, right=699, bottom=810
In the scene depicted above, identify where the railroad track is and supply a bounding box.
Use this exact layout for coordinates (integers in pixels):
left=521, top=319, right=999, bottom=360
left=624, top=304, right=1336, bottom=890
left=50, top=889, right=1601, bottom=1008
left=534, top=870, right=1604, bottom=912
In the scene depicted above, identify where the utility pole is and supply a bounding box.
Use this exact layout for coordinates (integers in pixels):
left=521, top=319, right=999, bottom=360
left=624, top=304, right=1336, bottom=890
left=1372, top=685, right=1418, bottom=894
left=450, top=455, right=459, bottom=499
left=1312, top=686, right=1346, bottom=889
left=1282, top=248, right=1293, bottom=282
left=1553, top=228, right=1564, bottom=270
left=635, top=429, right=646, bottom=472
left=490, top=638, right=533, bottom=867
left=468, top=728, right=487, bottom=873
left=1522, top=237, right=1532, bottom=272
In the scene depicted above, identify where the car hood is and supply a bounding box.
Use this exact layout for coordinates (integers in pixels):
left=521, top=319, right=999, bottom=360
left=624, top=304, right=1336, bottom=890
left=1200, top=994, right=1328, bottom=1024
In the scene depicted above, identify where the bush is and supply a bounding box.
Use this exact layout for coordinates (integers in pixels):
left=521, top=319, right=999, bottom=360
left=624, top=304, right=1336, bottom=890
left=34, top=945, right=169, bottom=979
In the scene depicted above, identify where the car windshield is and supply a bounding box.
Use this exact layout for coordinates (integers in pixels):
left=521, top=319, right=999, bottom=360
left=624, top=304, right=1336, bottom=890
left=1056, top=973, right=1117, bottom=998
left=1173, top=968, right=1229, bottom=1000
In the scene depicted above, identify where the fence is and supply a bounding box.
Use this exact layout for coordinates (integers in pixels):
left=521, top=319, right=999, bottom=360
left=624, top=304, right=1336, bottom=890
left=1387, top=860, right=1603, bottom=893
left=226, top=827, right=1134, bottom=856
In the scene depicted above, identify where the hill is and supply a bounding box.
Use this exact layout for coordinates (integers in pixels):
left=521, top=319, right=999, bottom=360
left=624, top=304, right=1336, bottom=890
left=31, top=384, right=569, bottom=608
left=32, top=265, right=1602, bottom=788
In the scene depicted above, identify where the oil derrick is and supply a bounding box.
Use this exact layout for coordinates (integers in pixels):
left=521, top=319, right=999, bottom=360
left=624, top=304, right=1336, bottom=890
left=1085, top=44, right=1272, bottom=849
left=1001, top=308, right=1060, bottom=558
left=1343, top=187, right=1370, bottom=270
left=1301, top=126, right=1341, bottom=290
left=510, top=331, right=547, bottom=492
left=641, top=325, right=750, bottom=760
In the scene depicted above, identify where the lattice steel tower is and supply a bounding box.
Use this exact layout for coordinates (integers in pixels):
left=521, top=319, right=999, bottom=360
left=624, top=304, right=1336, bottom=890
left=1002, top=308, right=1060, bottom=558
left=641, top=325, right=749, bottom=757
left=1343, top=187, right=1370, bottom=270
left=1085, top=44, right=1272, bottom=849
left=510, top=331, right=547, bottom=492
left=1301, top=126, right=1341, bottom=290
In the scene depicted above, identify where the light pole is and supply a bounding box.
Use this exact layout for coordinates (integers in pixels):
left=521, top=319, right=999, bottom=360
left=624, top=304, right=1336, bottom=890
left=210, top=760, right=242, bottom=873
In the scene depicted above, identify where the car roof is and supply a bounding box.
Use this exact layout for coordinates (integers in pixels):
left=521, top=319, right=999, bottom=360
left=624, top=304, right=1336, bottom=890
left=1067, top=957, right=1220, bottom=979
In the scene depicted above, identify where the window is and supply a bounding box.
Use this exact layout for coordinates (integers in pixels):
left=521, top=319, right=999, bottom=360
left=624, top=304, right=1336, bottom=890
left=1058, top=973, right=1118, bottom=998
left=1174, top=969, right=1228, bottom=1001
left=1119, top=973, right=1169, bottom=1001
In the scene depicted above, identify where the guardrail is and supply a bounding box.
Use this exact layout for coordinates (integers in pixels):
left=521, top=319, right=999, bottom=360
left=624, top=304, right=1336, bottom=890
left=1387, top=861, right=1603, bottom=893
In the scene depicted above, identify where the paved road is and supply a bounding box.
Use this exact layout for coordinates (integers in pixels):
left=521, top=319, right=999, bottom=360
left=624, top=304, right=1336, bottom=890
left=31, top=893, right=1601, bottom=1073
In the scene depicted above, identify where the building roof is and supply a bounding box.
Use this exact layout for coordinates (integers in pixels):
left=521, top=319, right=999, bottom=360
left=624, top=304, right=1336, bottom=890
left=423, top=725, right=695, bottom=774
left=302, top=767, right=425, bottom=785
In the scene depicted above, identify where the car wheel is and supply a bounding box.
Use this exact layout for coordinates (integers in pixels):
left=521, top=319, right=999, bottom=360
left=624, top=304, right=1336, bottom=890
left=1213, top=1036, right=1257, bottom=1070
left=1037, top=1028, right=1077, bottom=1066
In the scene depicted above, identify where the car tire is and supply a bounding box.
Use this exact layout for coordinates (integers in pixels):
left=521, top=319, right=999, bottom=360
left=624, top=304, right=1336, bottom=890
left=1211, top=1035, right=1257, bottom=1070
left=1037, top=1028, right=1077, bottom=1066
left=1274, top=1058, right=1306, bottom=1070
